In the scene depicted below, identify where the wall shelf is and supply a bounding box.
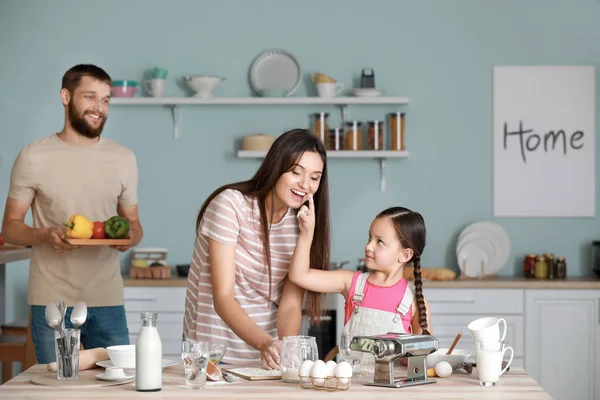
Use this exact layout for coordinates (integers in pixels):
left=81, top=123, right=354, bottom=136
left=110, top=96, right=409, bottom=139
left=238, top=150, right=410, bottom=192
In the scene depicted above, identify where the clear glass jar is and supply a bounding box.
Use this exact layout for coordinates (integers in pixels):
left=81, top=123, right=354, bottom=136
left=328, top=128, right=343, bottom=150
left=280, top=335, right=318, bottom=383
left=388, top=112, right=405, bottom=151
left=344, top=121, right=363, bottom=151
left=367, top=121, right=384, bottom=150
left=311, top=112, right=329, bottom=148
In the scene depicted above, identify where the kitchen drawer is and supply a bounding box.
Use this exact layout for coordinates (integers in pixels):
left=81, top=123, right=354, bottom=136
left=431, top=314, right=524, bottom=357
left=124, top=287, right=186, bottom=313
left=426, top=289, right=524, bottom=315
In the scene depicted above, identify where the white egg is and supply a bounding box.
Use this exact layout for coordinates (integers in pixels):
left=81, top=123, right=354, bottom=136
left=334, top=361, right=353, bottom=383
left=435, top=361, right=452, bottom=378
left=310, top=360, right=327, bottom=384
left=298, top=360, right=314, bottom=377
left=325, top=360, right=337, bottom=377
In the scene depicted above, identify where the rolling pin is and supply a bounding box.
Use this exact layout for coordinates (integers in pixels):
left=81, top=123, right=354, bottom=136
left=47, top=348, right=108, bottom=371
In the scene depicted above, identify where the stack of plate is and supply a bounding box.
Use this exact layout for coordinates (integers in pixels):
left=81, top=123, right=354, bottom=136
left=456, top=222, right=511, bottom=277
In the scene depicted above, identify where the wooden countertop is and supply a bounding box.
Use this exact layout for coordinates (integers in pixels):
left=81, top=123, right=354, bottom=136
left=0, top=364, right=550, bottom=399
left=123, top=274, right=600, bottom=289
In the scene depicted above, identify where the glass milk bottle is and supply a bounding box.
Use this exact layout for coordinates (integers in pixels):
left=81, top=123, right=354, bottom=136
left=135, top=312, right=162, bottom=392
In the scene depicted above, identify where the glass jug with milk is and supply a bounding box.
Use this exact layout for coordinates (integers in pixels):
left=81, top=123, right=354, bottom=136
left=135, top=312, right=163, bottom=392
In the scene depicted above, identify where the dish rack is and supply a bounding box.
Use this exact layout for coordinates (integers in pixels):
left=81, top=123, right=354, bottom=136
left=129, top=247, right=171, bottom=279
left=299, top=376, right=351, bottom=391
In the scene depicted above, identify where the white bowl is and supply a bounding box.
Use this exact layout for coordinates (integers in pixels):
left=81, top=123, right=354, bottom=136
left=106, top=345, right=136, bottom=368
left=426, top=348, right=472, bottom=370
left=184, top=75, right=225, bottom=98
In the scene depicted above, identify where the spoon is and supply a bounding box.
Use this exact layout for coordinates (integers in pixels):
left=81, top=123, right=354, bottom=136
left=69, top=302, right=87, bottom=354
left=71, top=301, right=87, bottom=330
left=446, top=332, right=462, bottom=355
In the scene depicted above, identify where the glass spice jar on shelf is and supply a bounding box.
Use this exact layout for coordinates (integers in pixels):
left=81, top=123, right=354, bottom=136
left=388, top=112, right=406, bottom=151
left=367, top=121, right=384, bottom=150
left=328, top=128, right=343, bottom=150
left=344, top=121, right=363, bottom=151
left=311, top=112, right=329, bottom=148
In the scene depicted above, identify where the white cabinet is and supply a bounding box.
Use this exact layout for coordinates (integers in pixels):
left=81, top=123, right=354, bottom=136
left=426, top=288, right=525, bottom=366
left=124, top=287, right=186, bottom=360
left=525, top=289, right=600, bottom=400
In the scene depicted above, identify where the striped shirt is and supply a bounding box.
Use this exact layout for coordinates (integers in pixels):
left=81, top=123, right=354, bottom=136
left=183, top=189, right=299, bottom=365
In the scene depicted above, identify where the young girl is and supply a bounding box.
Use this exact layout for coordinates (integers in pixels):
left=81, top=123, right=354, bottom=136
left=290, top=196, right=432, bottom=349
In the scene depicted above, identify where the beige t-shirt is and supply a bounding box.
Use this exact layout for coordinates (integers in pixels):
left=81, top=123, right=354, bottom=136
left=8, top=133, right=138, bottom=307
left=183, top=189, right=299, bottom=365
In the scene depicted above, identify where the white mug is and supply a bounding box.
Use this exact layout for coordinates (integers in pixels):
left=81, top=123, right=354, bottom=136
left=474, top=339, right=514, bottom=386
left=143, top=78, right=166, bottom=97
left=316, top=82, right=344, bottom=98
left=468, top=317, right=507, bottom=342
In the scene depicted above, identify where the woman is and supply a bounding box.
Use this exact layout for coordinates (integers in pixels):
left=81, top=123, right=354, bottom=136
left=183, top=129, right=331, bottom=369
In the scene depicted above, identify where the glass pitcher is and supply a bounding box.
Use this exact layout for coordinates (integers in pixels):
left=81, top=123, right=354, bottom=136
left=280, top=336, right=318, bottom=383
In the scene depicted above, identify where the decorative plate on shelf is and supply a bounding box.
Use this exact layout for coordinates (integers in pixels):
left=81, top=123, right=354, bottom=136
left=248, top=49, right=302, bottom=97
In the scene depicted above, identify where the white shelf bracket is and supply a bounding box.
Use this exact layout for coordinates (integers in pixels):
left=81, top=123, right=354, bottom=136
left=169, top=105, right=180, bottom=139
left=379, top=158, right=387, bottom=192
left=338, top=104, right=349, bottom=126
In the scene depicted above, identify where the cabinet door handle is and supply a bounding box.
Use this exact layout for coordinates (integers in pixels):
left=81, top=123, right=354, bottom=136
left=125, top=297, right=157, bottom=302
left=429, top=298, right=475, bottom=304
left=598, top=298, right=600, bottom=325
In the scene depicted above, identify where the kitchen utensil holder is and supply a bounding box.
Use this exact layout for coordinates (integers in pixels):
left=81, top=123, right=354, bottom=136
left=299, top=376, right=351, bottom=391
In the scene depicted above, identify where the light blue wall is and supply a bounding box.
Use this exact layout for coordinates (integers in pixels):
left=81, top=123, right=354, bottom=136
left=2, top=0, right=600, bottom=320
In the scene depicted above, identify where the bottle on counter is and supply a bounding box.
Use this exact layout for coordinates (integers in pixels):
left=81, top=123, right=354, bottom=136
left=534, top=256, right=548, bottom=279
left=555, top=257, right=567, bottom=279
left=524, top=254, right=537, bottom=278
left=136, top=312, right=162, bottom=392
left=544, top=253, right=555, bottom=279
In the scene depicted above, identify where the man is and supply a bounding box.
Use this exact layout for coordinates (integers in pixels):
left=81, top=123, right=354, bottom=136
left=1, top=64, right=143, bottom=363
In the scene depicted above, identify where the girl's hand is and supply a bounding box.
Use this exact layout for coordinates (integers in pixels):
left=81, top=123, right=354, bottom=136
left=260, top=338, right=282, bottom=370
left=297, top=194, right=315, bottom=239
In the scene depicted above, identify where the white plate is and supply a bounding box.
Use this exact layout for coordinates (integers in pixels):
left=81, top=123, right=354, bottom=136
left=353, top=88, right=384, bottom=97
left=457, top=239, right=494, bottom=277
left=457, top=222, right=510, bottom=275
left=95, top=373, right=134, bottom=382
left=96, top=359, right=179, bottom=370
left=249, top=49, right=301, bottom=96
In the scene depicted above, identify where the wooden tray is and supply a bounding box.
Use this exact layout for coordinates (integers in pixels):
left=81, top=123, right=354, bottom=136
left=66, top=239, right=131, bottom=246
left=221, top=367, right=281, bottom=381
left=0, top=245, right=27, bottom=251
left=30, top=372, right=133, bottom=388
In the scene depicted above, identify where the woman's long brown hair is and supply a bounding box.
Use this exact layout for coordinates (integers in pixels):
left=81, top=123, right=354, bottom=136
left=377, top=207, right=430, bottom=334
left=196, top=129, right=331, bottom=325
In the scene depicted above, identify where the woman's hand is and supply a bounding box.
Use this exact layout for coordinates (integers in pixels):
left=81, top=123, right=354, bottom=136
left=297, top=194, right=315, bottom=240
left=260, top=338, right=282, bottom=370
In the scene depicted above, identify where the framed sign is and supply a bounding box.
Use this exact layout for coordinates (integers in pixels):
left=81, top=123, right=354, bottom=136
left=493, top=66, right=595, bottom=217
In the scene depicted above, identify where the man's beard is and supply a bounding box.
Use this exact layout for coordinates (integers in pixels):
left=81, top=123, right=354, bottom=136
left=67, top=101, right=107, bottom=139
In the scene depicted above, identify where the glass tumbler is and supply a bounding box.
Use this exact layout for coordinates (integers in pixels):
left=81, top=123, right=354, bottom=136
left=181, top=339, right=209, bottom=389
left=280, top=336, right=318, bottom=383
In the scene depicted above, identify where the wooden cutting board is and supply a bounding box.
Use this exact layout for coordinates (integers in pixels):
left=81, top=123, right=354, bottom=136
left=221, top=367, right=281, bottom=381
left=30, top=372, right=133, bottom=388
left=66, top=239, right=131, bottom=246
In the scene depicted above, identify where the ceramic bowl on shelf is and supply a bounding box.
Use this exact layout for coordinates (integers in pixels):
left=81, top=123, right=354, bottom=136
left=111, top=80, right=139, bottom=97
left=183, top=75, right=225, bottom=98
